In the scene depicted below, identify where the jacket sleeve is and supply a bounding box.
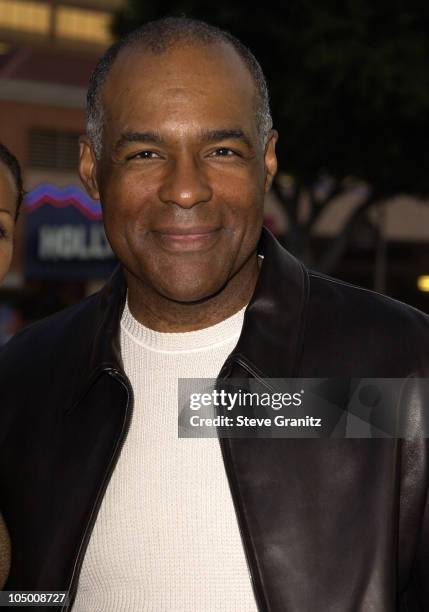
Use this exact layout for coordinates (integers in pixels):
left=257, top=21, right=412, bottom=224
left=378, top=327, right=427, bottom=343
left=398, top=376, right=429, bottom=610
left=413, top=485, right=429, bottom=607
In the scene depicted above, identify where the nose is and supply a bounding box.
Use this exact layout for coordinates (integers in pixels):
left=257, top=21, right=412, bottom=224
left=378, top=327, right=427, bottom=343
left=158, top=154, right=212, bottom=208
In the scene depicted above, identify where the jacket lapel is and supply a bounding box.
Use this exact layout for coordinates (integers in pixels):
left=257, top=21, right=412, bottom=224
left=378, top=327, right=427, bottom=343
left=223, top=226, right=309, bottom=379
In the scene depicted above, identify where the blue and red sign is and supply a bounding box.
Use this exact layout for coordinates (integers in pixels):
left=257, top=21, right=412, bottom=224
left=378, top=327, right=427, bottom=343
left=25, top=184, right=117, bottom=280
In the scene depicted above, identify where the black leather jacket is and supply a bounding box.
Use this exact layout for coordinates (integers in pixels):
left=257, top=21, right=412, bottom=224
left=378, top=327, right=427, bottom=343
left=1, top=226, right=429, bottom=611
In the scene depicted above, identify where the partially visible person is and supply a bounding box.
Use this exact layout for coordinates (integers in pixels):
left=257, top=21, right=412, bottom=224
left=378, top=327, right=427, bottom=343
left=0, top=142, right=22, bottom=283
left=0, top=141, right=23, bottom=587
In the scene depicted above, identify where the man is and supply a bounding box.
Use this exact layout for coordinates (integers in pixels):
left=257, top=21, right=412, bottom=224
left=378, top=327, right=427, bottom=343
left=0, top=16, right=428, bottom=612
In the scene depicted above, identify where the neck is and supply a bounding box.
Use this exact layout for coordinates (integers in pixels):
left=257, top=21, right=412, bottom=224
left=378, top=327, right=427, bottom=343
left=125, top=253, right=261, bottom=332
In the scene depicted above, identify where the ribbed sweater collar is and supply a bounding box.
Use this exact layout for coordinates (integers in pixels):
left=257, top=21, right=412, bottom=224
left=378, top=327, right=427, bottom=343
left=120, top=298, right=246, bottom=353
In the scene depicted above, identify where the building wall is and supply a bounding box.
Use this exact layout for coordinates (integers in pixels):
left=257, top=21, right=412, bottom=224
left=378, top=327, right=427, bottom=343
left=0, top=99, right=85, bottom=284
left=0, top=100, right=84, bottom=167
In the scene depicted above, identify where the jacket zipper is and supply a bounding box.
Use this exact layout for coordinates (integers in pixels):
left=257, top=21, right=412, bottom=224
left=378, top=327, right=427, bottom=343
left=61, top=368, right=134, bottom=612
left=216, top=359, right=268, bottom=612
left=62, top=360, right=267, bottom=611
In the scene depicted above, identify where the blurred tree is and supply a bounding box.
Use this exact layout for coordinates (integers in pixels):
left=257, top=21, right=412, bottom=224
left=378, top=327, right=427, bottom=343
left=112, top=1, right=429, bottom=272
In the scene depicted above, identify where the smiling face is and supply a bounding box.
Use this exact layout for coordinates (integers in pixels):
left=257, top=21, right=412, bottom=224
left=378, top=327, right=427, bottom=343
left=80, top=41, right=277, bottom=307
left=0, top=163, right=16, bottom=284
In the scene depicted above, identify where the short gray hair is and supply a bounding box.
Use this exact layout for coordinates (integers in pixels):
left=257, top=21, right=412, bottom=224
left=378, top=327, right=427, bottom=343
left=86, top=16, right=273, bottom=158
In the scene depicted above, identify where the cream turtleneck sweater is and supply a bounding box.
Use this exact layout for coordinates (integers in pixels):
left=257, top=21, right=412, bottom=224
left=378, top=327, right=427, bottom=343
left=72, top=299, right=257, bottom=611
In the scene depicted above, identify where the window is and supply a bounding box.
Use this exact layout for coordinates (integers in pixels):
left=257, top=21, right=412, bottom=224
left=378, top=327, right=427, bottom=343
left=28, top=129, right=80, bottom=172
left=0, top=0, right=50, bottom=34
left=56, top=6, right=112, bottom=44
left=0, top=1, right=113, bottom=45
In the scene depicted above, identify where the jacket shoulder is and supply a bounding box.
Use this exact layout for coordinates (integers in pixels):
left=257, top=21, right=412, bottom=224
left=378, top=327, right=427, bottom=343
left=304, top=270, right=429, bottom=375
left=308, top=270, right=429, bottom=326
left=0, top=291, right=101, bottom=376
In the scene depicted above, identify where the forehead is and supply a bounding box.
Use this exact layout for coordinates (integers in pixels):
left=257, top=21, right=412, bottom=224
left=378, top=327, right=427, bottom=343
left=102, top=42, right=257, bottom=137
left=0, top=162, right=17, bottom=215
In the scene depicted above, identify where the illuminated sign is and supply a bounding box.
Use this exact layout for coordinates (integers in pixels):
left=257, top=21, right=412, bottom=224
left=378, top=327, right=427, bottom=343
left=25, top=184, right=117, bottom=280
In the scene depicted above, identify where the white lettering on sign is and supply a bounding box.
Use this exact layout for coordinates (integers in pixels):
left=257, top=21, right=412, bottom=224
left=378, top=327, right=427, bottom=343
left=38, top=225, right=114, bottom=261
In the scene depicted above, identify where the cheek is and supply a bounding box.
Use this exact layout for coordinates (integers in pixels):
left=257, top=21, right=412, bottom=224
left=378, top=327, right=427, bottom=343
left=100, top=181, right=154, bottom=250
left=216, top=180, right=265, bottom=233
left=101, top=173, right=157, bottom=222
left=215, top=163, right=265, bottom=205
left=0, top=243, right=13, bottom=283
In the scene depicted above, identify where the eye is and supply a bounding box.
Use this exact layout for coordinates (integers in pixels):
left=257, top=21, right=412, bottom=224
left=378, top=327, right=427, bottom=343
left=0, top=225, right=8, bottom=239
left=126, top=150, right=162, bottom=161
left=210, top=148, right=238, bottom=157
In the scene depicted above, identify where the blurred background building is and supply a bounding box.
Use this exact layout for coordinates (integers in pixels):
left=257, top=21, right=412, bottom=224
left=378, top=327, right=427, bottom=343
left=0, top=0, right=122, bottom=339
left=1, top=0, right=429, bottom=342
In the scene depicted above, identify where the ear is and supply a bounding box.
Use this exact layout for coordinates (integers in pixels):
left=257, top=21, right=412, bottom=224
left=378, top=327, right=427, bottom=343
left=263, top=129, right=278, bottom=193
left=78, top=136, right=100, bottom=201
